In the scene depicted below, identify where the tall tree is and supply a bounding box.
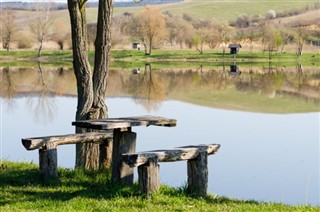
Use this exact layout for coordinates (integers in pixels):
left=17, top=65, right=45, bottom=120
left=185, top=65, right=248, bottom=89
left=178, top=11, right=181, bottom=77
left=128, top=6, right=166, bottom=55
left=213, top=20, right=234, bottom=57
left=260, top=23, right=283, bottom=60
left=67, top=0, right=112, bottom=169
left=29, top=1, right=54, bottom=57
left=1, top=11, right=17, bottom=51
left=294, top=26, right=307, bottom=57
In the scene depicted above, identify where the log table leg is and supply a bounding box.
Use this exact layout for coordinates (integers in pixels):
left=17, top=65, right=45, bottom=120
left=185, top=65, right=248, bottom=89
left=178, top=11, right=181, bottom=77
left=187, top=151, right=208, bottom=197
left=112, top=128, right=136, bottom=184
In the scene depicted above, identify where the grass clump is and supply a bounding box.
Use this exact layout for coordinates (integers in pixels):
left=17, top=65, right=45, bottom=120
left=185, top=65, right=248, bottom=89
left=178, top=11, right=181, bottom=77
left=0, top=161, right=318, bottom=211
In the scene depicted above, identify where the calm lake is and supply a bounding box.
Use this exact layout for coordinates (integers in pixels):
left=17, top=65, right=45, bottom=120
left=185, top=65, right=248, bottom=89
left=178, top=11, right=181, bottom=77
left=1, top=64, right=319, bottom=206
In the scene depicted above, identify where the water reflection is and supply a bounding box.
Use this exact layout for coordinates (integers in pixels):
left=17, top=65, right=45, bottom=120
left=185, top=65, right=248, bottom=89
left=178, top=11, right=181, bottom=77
left=1, top=64, right=319, bottom=114
left=229, top=64, right=241, bottom=76
left=2, top=67, right=16, bottom=111
left=127, top=63, right=166, bottom=112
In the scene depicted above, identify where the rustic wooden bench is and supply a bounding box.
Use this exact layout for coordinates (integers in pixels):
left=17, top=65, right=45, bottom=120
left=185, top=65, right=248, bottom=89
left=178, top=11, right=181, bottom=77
left=122, top=144, right=220, bottom=197
left=21, top=132, right=113, bottom=178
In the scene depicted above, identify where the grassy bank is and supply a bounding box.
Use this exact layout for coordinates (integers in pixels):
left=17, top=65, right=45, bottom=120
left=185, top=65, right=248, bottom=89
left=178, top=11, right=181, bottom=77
left=1, top=49, right=319, bottom=68
left=0, top=161, right=318, bottom=211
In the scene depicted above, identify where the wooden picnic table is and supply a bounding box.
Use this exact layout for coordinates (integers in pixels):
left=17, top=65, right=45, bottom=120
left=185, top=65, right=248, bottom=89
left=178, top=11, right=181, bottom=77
left=72, top=115, right=177, bottom=184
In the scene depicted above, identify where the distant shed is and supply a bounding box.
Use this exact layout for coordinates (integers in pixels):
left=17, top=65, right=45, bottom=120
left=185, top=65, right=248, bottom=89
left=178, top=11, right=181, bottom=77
left=228, top=44, right=242, bottom=54
left=132, top=42, right=141, bottom=50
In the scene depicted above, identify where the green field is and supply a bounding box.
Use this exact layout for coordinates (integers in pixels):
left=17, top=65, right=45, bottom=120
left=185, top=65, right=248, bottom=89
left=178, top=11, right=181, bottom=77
left=112, top=0, right=319, bottom=20
left=45, top=0, right=320, bottom=25
left=1, top=49, right=319, bottom=67
left=1, top=161, right=318, bottom=211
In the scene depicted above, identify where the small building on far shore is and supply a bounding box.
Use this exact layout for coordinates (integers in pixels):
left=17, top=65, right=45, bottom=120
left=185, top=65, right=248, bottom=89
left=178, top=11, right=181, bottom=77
left=132, top=42, right=141, bottom=50
left=228, top=44, right=241, bottom=54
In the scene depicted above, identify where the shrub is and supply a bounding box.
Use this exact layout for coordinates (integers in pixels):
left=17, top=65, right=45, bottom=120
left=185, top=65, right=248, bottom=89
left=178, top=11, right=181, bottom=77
left=17, top=35, right=34, bottom=49
left=266, top=10, right=277, bottom=19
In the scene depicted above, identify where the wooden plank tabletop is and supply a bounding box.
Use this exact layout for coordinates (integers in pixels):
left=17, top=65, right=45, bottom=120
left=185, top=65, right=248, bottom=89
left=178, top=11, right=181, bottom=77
left=72, top=115, right=177, bottom=130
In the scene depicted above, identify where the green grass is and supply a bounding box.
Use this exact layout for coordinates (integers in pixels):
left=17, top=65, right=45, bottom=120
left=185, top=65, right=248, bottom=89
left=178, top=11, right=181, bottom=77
left=1, top=161, right=318, bottom=211
left=1, top=49, right=319, bottom=68
left=111, top=0, right=319, bottom=21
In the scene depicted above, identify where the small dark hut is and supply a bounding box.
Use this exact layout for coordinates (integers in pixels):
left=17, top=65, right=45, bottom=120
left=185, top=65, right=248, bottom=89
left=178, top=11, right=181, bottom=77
left=228, top=44, right=242, bottom=54
left=132, top=42, right=141, bottom=50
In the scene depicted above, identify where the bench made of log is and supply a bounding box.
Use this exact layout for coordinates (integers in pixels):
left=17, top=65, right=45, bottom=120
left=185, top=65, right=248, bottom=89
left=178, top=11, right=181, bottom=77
left=21, top=132, right=113, bottom=178
left=122, top=144, right=220, bottom=197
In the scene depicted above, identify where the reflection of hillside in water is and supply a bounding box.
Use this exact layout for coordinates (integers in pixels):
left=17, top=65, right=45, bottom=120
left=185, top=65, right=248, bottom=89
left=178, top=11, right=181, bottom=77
left=1, top=64, right=319, bottom=113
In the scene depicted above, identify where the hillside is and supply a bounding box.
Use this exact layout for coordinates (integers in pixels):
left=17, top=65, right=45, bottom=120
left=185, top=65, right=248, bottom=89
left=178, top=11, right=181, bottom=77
left=113, top=0, right=320, bottom=20
left=5, top=0, right=320, bottom=27
left=270, top=9, right=320, bottom=27
left=1, top=0, right=319, bottom=52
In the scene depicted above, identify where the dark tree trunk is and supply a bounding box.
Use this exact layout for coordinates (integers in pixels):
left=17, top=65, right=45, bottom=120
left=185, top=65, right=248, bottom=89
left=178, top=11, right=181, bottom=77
left=91, top=0, right=113, bottom=168
left=38, top=33, right=45, bottom=57
left=68, top=0, right=95, bottom=169
left=67, top=0, right=113, bottom=170
left=92, top=0, right=112, bottom=119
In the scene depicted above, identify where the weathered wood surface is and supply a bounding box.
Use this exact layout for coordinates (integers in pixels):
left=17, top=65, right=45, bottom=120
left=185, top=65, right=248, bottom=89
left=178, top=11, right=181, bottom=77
left=122, top=144, right=220, bottom=167
left=187, top=151, right=208, bottom=197
left=72, top=115, right=177, bottom=130
left=22, top=132, right=112, bottom=178
left=138, top=156, right=160, bottom=197
left=111, top=129, right=136, bottom=184
left=122, top=144, right=220, bottom=197
left=22, top=132, right=113, bottom=150
left=39, top=143, right=58, bottom=178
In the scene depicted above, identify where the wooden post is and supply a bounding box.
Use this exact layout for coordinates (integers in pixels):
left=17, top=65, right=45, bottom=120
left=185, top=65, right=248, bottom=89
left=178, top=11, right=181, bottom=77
left=187, top=151, right=208, bottom=197
left=138, top=156, right=160, bottom=197
left=112, top=128, right=136, bottom=184
left=39, top=143, right=58, bottom=178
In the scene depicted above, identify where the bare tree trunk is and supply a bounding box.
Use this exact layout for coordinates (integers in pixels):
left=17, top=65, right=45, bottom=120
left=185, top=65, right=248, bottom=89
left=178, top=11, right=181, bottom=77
left=68, top=0, right=113, bottom=170
left=68, top=0, right=95, bottom=169
left=92, top=0, right=112, bottom=119
left=91, top=0, right=113, bottom=168
left=38, top=33, right=45, bottom=57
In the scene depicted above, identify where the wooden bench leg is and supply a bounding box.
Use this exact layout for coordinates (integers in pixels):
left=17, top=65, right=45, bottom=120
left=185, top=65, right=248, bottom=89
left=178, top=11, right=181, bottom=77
left=112, top=128, right=136, bottom=184
left=187, top=151, right=208, bottom=197
left=39, top=143, right=58, bottom=178
left=138, top=157, right=160, bottom=197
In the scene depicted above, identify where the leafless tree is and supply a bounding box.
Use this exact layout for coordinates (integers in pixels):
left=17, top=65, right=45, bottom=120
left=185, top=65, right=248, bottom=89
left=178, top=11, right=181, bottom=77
left=128, top=6, right=166, bottom=55
left=293, top=26, right=307, bottom=56
left=1, top=11, right=18, bottom=51
left=67, top=0, right=113, bottom=169
left=29, top=1, right=54, bottom=57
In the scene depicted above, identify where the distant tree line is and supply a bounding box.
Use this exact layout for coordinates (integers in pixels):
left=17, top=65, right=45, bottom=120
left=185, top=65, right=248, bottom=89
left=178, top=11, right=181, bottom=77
left=1, top=4, right=319, bottom=59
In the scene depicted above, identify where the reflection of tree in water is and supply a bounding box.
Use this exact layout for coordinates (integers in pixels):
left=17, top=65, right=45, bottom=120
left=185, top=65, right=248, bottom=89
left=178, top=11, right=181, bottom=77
left=127, top=64, right=167, bottom=112
left=1, top=67, right=16, bottom=111
left=25, top=62, right=57, bottom=124
left=295, top=63, right=307, bottom=91
left=235, top=64, right=286, bottom=98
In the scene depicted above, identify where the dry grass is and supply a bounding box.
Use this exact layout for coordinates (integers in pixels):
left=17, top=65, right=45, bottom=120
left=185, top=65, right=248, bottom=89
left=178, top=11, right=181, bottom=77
left=270, top=9, right=320, bottom=27
left=2, top=1, right=319, bottom=52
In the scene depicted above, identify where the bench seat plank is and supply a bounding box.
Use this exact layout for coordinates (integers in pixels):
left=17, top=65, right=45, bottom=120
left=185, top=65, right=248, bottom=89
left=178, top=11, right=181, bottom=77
left=22, top=132, right=113, bottom=150
left=122, top=144, right=220, bottom=167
